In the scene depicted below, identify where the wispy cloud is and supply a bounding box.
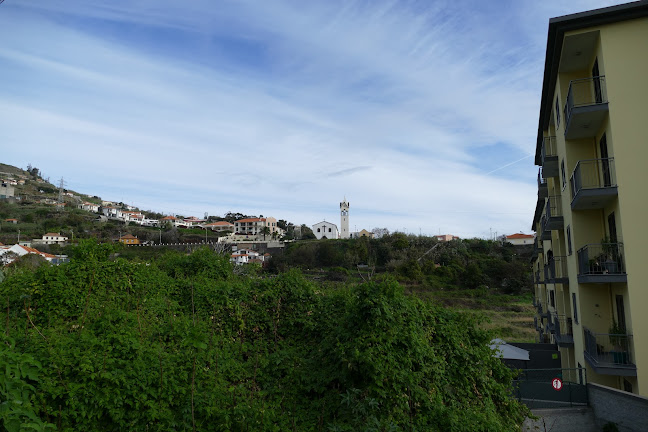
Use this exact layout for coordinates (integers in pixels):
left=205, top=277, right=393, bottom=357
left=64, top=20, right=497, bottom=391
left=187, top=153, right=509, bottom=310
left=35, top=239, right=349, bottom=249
left=0, top=0, right=630, bottom=237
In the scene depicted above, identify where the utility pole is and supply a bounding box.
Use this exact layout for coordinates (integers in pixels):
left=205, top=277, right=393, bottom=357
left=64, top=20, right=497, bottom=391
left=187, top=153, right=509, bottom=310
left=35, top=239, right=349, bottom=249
left=57, top=177, right=66, bottom=211
left=17, top=229, right=20, bottom=245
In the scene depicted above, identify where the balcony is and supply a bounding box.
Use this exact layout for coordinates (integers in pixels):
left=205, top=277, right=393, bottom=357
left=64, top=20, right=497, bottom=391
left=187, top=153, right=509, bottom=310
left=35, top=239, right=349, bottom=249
left=577, top=243, right=626, bottom=283
left=541, top=136, right=559, bottom=178
left=542, top=196, right=564, bottom=231
left=584, top=328, right=636, bottom=376
left=539, top=215, right=551, bottom=241
left=563, top=76, right=608, bottom=140
left=546, top=256, right=569, bottom=284
left=538, top=168, right=548, bottom=199
left=552, top=314, right=574, bottom=347
left=570, top=158, right=618, bottom=210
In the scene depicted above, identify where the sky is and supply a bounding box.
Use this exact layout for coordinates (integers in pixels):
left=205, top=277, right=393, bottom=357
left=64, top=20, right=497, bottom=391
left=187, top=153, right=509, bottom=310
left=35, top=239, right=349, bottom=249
left=0, top=0, right=627, bottom=238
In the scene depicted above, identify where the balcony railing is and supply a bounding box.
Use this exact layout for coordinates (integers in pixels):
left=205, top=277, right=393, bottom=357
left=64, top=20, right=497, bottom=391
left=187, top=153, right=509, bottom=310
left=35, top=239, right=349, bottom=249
left=542, top=196, right=564, bottom=232
left=584, top=327, right=636, bottom=376
left=538, top=168, right=548, bottom=198
left=540, top=136, right=559, bottom=178
left=552, top=313, right=574, bottom=347
left=539, top=215, right=551, bottom=241
left=570, top=158, right=617, bottom=210
left=564, top=76, right=608, bottom=139
left=546, top=256, right=569, bottom=284
left=577, top=243, right=626, bottom=283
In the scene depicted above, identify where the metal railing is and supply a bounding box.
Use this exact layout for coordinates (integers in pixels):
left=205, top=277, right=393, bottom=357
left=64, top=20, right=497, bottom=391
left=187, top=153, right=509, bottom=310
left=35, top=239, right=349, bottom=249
left=538, top=168, right=547, bottom=189
left=577, top=243, right=625, bottom=276
left=547, top=256, right=568, bottom=282
left=570, top=158, right=616, bottom=198
left=514, top=368, right=588, bottom=409
left=545, top=196, right=563, bottom=219
left=584, top=327, right=635, bottom=368
left=552, top=313, right=574, bottom=343
left=564, top=76, right=607, bottom=127
left=541, top=136, right=558, bottom=160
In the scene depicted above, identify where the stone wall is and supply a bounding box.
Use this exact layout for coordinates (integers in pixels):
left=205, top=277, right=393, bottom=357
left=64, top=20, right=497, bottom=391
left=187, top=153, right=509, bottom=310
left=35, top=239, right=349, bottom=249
left=588, top=383, right=648, bottom=431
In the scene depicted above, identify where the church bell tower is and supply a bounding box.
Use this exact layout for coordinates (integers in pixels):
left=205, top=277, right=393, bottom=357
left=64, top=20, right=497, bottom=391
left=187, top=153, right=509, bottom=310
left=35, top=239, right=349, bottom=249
left=340, top=198, right=350, bottom=239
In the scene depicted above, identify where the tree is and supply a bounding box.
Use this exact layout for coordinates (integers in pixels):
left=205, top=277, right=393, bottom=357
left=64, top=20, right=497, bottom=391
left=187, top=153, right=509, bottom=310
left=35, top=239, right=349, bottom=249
left=300, top=224, right=316, bottom=240
left=371, top=227, right=390, bottom=239
left=260, top=226, right=271, bottom=240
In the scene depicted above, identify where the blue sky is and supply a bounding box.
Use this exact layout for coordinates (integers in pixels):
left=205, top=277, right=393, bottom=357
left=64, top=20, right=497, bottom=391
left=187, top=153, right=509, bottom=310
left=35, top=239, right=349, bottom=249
left=0, top=0, right=624, bottom=237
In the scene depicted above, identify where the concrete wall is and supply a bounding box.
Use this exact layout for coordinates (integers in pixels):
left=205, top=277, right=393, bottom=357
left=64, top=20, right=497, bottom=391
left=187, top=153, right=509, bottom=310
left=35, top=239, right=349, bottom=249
left=588, top=383, right=648, bottom=432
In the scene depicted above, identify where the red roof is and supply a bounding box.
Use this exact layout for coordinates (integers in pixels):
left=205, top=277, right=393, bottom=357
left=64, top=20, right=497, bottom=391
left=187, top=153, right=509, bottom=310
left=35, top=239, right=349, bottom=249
left=44, top=232, right=63, bottom=237
left=206, top=221, right=234, bottom=226
left=236, top=218, right=265, bottom=223
left=506, top=233, right=534, bottom=239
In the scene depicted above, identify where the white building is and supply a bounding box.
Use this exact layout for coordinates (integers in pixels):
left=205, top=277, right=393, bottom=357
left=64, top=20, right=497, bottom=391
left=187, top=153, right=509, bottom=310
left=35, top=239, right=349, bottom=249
left=102, top=207, right=124, bottom=219
left=340, top=198, right=350, bottom=239
left=312, top=221, right=339, bottom=240
left=503, top=233, right=535, bottom=246
left=79, top=202, right=100, bottom=213
left=204, top=221, right=235, bottom=232
left=234, top=217, right=282, bottom=239
left=41, top=233, right=68, bottom=245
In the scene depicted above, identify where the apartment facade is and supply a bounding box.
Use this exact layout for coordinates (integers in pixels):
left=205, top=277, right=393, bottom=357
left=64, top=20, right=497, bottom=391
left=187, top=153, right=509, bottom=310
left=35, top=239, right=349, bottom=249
left=531, top=2, right=648, bottom=397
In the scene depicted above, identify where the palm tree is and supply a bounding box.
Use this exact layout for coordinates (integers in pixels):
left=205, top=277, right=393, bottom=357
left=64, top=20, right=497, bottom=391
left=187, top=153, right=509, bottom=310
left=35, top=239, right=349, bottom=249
left=261, top=226, right=271, bottom=240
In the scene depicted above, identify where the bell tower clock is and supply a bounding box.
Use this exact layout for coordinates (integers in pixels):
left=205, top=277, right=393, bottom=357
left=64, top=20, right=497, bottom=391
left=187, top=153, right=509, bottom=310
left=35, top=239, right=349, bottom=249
left=340, top=198, right=350, bottom=239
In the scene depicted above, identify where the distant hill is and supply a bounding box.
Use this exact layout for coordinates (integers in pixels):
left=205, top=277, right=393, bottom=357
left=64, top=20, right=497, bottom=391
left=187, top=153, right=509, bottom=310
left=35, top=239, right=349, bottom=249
left=0, top=162, right=29, bottom=177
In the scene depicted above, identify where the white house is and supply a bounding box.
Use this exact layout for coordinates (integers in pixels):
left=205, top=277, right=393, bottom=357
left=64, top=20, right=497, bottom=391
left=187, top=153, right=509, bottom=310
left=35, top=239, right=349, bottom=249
left=41, top=233, right=68, bottom=245
left=141, top=218, right=159, bottom=227
left=203, top=221, right=235, bottom=232
left=312, top=221, right=339, bottom=240
left=504, top=233, right=535, bottom=246
left=102, top=207, right=124, bottom=219
left=80, top=202, right=100, bottom=213
left=234, top=217, right=282, bottom=239
left=0, top=244, right=57, bottom=265
left=230, top=249, right=262, bottom=265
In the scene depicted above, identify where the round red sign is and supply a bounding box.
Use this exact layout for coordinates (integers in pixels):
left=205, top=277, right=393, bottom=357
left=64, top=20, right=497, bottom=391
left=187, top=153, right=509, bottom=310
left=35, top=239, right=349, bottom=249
left=552, top=378, right=563, bottom=391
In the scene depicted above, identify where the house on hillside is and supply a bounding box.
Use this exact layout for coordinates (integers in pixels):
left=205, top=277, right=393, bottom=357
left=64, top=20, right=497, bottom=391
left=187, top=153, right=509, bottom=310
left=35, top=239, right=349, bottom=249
left=312, top=221, right=339, bottom=239
left=350, top=229, right=373, bottom=239
left=79, top=202, right=100, bottom=213
left=0, top=244, right=59, bottom=265
left=436, top=234, right=460, bottom=242
left=5, top=218, right=18, bottom=224
left=234, top=217, right=282, bottom=239
left=119, top=234, right=140, bottom=245
left=102, top=207, right=124, bottom=219
left=504, top=233, right=535, bottom=246
left=0, top=183, right=15, bottom=199
left=204, top=221, right=235, bottom=232
left=41, top=233, right=68, bottom=245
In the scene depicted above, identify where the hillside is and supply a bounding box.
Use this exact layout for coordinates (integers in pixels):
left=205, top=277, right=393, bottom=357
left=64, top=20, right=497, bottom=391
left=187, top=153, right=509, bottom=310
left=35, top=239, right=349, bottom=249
left=268, top=235, right=537, bottom=342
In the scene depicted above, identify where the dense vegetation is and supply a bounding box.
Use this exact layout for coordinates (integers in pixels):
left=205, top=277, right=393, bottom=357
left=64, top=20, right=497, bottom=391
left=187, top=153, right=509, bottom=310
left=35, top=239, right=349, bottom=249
left=1, top=242, right=526, bottom=431
left=270, top=234, right=532, bottom=294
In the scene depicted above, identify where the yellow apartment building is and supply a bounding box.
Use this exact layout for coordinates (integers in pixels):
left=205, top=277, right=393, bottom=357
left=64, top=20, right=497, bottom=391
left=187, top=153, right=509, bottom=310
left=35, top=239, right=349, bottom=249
left=531, top=1, right=648, bottom=397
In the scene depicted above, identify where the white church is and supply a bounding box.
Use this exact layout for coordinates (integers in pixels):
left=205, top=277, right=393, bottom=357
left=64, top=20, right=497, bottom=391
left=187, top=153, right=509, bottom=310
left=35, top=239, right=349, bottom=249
left=312, top=198, right=350, bottom=240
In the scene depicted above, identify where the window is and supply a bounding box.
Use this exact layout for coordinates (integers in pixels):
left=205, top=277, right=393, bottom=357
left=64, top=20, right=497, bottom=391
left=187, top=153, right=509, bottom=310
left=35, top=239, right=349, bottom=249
left=566, top=225, right=572, bottom=255
left=328, top=228, right=331, bottom=232
left=317, top=228, right=321, bottom=232
left=572, top=293, right=578, bottom=324
left=555, top=96, right=560, bottom=127
left=561, top=160, right=566, bottom=190
left=550, top=290, right=555, bottom=308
